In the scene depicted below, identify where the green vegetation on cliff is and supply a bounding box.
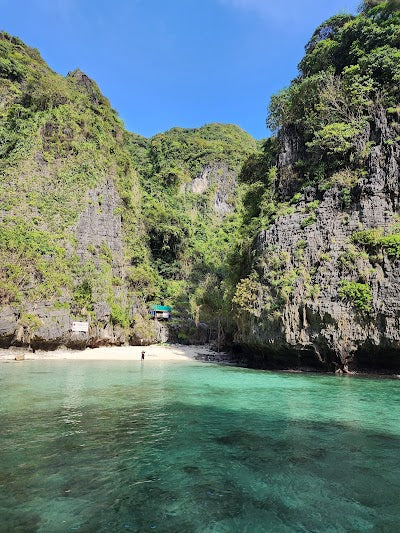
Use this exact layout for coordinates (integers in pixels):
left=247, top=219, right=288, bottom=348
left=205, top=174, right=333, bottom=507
left=129, top=123, right=258, bottom=326
left=0, top=30, right=258, bottom=344
left=268, top=0, right=400, bottom=184
left=0, top=31, right=143, bottom=328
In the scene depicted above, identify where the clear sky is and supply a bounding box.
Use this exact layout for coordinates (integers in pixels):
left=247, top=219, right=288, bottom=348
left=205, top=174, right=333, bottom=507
left=1, top=0, right=360, bottom=139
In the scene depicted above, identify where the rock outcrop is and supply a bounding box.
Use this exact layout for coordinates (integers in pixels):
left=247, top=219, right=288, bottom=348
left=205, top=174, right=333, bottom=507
left=189, top=163, right=237, bottom=217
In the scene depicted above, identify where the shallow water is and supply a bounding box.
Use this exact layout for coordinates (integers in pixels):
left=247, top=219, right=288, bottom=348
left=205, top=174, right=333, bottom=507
left=0, top=360, right=399, bottom=532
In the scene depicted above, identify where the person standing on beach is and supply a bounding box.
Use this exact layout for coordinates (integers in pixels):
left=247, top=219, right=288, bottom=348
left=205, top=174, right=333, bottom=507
left=141, top=350, right=145, bottom=361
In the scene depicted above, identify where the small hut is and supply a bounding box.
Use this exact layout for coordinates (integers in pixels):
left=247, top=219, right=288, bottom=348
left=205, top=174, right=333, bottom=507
left=150, top=305, right=172, bottom=320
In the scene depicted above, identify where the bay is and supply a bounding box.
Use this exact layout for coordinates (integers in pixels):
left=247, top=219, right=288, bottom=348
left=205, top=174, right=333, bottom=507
left=0, top=360, right=399, bottom=531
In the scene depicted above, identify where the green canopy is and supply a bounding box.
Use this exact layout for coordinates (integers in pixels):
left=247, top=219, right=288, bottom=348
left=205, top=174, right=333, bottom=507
left=151, top=305, right=172, bottom=312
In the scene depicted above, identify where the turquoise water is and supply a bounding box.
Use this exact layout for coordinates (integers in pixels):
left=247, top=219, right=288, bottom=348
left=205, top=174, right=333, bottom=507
left=0, top=360, right=399, bottom=532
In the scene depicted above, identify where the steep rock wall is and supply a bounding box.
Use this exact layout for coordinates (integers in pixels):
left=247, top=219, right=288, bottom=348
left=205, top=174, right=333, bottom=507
left=1, top=177, right=126, bottom=349
left=235, top=108, right=400, bottom=372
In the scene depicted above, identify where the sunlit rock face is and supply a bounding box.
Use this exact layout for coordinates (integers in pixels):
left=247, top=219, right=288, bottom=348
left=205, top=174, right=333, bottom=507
left=190, top=163, right=237, bottom=217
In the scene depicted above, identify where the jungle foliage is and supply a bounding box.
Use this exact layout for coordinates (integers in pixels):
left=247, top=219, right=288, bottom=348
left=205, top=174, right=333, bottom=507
left=268, top=0, right=400, bottom=185
left=0, top=29, right=259, bottom=330
left=338, top=280, right=373, bottom=312
left=128, top=123, right=258, bottom=323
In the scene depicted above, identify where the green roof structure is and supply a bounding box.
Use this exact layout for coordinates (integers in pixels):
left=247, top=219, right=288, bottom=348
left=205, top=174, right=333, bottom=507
left=151, top=305, right=172, bottom=312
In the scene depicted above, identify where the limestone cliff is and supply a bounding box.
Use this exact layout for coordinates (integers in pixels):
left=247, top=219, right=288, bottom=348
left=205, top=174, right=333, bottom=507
left=0, top=33, right=257, bottom=350
left=233, top=2, right=400, bottom=372
left=235, top=107, right=400, bottom=371
left=0, top=33, right=162, bottom=348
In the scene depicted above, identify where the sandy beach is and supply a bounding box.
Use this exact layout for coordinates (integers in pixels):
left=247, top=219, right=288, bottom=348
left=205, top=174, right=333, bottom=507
left=0, top=344, right=216, bottom=362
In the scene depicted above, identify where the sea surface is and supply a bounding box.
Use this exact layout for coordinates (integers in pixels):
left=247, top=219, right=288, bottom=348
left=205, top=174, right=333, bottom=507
left=0, top=359, right=399, bottom=532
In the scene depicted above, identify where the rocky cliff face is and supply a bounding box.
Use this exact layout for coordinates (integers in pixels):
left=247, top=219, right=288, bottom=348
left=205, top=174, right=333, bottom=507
left=189, top=163, right=237, bottom=217
left=4, top=4, right=400, bottom=371
left=0, top=33, right=158, bottom=349
left=231, top=2, right=400, bottom=372
left=235, top=106, right=400, bottom=372
left=0, top=33, right=257, bottom=351
left=1, top=174, right=132, bottom=350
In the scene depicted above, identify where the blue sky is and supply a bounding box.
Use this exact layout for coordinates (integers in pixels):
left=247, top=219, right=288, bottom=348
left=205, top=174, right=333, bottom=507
left=1, top=0, right=359, bottom=139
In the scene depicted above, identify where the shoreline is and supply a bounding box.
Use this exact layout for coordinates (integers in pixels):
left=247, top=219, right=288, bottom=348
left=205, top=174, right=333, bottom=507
left=1, top=345, right=399, bottom=379
left=193, top=351, right=400, bottom=379
left=0, top=344, right=216, bottom=362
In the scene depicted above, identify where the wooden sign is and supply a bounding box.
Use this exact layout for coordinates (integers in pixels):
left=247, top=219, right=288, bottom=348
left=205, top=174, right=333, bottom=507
left=72, top=321, right=89, bottom=333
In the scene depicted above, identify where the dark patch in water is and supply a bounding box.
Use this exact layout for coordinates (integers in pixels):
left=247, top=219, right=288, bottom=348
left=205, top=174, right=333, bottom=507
left=183, top=465, right=200, bottom=475
left=288, top=455, right=309, bottom=465
left=1, top=511, right=41, bottom=532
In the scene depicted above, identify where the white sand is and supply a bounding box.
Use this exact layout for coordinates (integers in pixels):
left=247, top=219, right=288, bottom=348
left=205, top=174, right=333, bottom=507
left=0, top=344, right=216, bottom=362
